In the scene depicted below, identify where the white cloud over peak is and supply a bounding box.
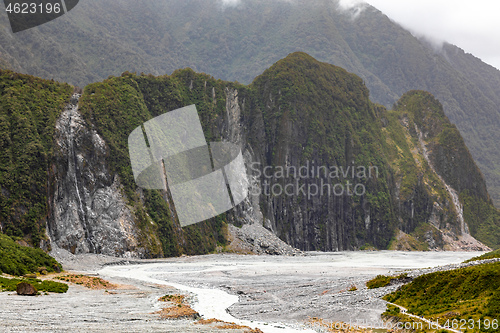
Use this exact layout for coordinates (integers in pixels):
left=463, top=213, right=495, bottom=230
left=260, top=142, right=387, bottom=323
left=362, top=0, right=500, bottom=70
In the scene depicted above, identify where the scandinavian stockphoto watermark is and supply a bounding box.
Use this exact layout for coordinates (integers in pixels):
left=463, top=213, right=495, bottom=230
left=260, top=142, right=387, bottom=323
left=3, top=0, right=79, bottom=33
left=248, top=161, right=379, bottom=199
left=128, top=105, right=249, bottom=228
left=127, top=105, right=377, bottom=227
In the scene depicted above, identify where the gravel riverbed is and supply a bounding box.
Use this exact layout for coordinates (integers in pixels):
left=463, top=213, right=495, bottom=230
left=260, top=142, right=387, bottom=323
left=0, top=249, right=489, bottom=333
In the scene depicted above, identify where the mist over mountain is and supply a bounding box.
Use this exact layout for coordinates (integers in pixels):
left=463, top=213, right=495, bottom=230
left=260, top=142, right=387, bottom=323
left=1, top=0, right=498, bottom=209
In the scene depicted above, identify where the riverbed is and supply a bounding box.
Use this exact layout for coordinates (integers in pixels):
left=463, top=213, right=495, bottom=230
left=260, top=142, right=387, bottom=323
left=98, top=251, right=483, bottom=332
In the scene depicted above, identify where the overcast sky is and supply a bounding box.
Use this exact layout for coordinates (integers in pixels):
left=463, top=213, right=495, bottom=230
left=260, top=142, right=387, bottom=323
left=340, top=0, right=500, bottom=70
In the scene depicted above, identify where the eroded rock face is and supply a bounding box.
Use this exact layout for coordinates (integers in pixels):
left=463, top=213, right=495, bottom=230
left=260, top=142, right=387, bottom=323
left=228, top=84, right=491, bottom=252
left=47, top=94, right=143, bottom=257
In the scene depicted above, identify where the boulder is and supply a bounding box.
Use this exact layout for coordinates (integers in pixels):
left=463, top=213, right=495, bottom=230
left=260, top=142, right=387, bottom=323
left=37, top=267, right=48, bottom=275
left=52, top=264, right=61, bottom=273
left=16, top=282, right=37, bottom=296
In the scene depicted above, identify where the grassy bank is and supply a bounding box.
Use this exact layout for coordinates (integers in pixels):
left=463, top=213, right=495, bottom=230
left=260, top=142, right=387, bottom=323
left=383, top=262, right=500, bottom=332
left=0, top=233, right=62, bottom=276
left=0, top=276, right=68, bottom=294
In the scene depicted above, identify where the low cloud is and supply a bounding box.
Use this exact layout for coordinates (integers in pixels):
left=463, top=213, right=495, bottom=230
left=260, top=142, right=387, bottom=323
left=218, top=0, right=500, bottom=70
left=336, top=0, right=369, bottom=19
left=218, top=0, right=242, bottom=9
left=337, top=0, right=365, bottom=10
left=363, top=0, right=500, bottom=70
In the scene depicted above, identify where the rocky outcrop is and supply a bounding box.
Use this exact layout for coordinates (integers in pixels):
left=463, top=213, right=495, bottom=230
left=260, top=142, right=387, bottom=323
left=226, top=223, right=302, bottom=256
left=47, top=94, right=144, bottom=257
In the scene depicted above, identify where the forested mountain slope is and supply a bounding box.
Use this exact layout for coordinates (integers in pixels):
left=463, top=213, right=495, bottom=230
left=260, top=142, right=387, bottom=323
left=0, top=0, right=498, bottom=208
left=1, top=53, right=498, bottom=255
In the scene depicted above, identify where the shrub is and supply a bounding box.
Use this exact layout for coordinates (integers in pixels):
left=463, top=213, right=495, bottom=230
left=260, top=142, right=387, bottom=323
left=0, top=276, right=68, bottom=293
left=366, top=275, right=392, bottom=289
left=0, top=234, right=62, bottom=276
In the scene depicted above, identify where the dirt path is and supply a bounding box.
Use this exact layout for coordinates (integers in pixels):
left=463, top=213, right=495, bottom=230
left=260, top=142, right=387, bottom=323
left=386, top=302, right=461, bottom=333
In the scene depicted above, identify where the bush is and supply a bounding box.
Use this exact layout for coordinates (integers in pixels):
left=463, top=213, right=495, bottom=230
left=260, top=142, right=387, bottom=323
left=384, top=304, right=400, bottom=315
left=366, top=275, right=392, bottom=289
left=487, top=289, right=500, bottom=317
left=0, top=234, right=62, bottom=276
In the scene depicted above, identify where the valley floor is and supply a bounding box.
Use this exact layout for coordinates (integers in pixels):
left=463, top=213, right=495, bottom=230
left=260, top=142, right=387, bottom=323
left=0, top=250, right=486, bottom=333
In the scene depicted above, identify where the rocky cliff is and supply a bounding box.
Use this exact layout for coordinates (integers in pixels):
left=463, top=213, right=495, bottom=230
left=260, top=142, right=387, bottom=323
left=244, top=54, right=496, bottom=251
left=59, top=53, right=499, bottom=254
left=1, top=0, right=500, bottom=210
left=48, top=93, right=145, bottom=256
left=1, top=54, right=499, bottom=256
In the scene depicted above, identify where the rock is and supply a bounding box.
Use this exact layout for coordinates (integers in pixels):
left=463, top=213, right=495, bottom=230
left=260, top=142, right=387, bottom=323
left=227, top=223, right=303, bottom=256
left=52, top=264, right=61, bottom=273
left=37, top=267, right=48, bottom=275
left=16, top=282, right=37, bottom=296
left=48, top=95, right=147, bottom=257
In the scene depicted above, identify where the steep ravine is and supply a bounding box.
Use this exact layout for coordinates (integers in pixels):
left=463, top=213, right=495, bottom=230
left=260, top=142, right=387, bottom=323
left=415, top=125, right=487, bottom=251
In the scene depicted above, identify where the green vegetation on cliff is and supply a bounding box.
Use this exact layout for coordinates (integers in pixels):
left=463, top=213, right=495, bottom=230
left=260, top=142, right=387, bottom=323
left=0, top=70, right=72, bottom=246
left=0, top=233, right=62, bottom=276
left=2, top=0, right=500, bottom=209
left=1, top=52, right=498, bottom=254
left=79, top=70, right=233, bottom=256
left=384, top=263, right=500, bottom=332
left=251, top=54, right=499, bottom=250
left=251, top=52, right=396, bottom=250
left=392, top=91, right=500, bottom=249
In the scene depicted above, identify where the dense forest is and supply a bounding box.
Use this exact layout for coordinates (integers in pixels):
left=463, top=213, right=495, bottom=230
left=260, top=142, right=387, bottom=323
left=1, top=0, right=499, bottom=209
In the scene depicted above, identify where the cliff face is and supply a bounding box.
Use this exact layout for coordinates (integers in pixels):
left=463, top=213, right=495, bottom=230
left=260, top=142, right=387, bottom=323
left=246, top=53, right=393, bottom=250
left=385, top=91, right=494, bottom=250
left=1, top=0, right=500, bottom=209
left=48, top=94, right=145, bottom=256
left=0, top=70, right=72, bottom=248
left=51, top=53, right=498, bottom=254
left=243, top=54, right=496, bottom=251
left=1, top=54, right=499, bottom=255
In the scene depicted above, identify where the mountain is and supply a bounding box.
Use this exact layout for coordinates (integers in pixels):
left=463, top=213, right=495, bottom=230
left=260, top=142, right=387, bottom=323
left=1, top=52, right=498, bottom=256
left=0, top=0, right=499, bottom=209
